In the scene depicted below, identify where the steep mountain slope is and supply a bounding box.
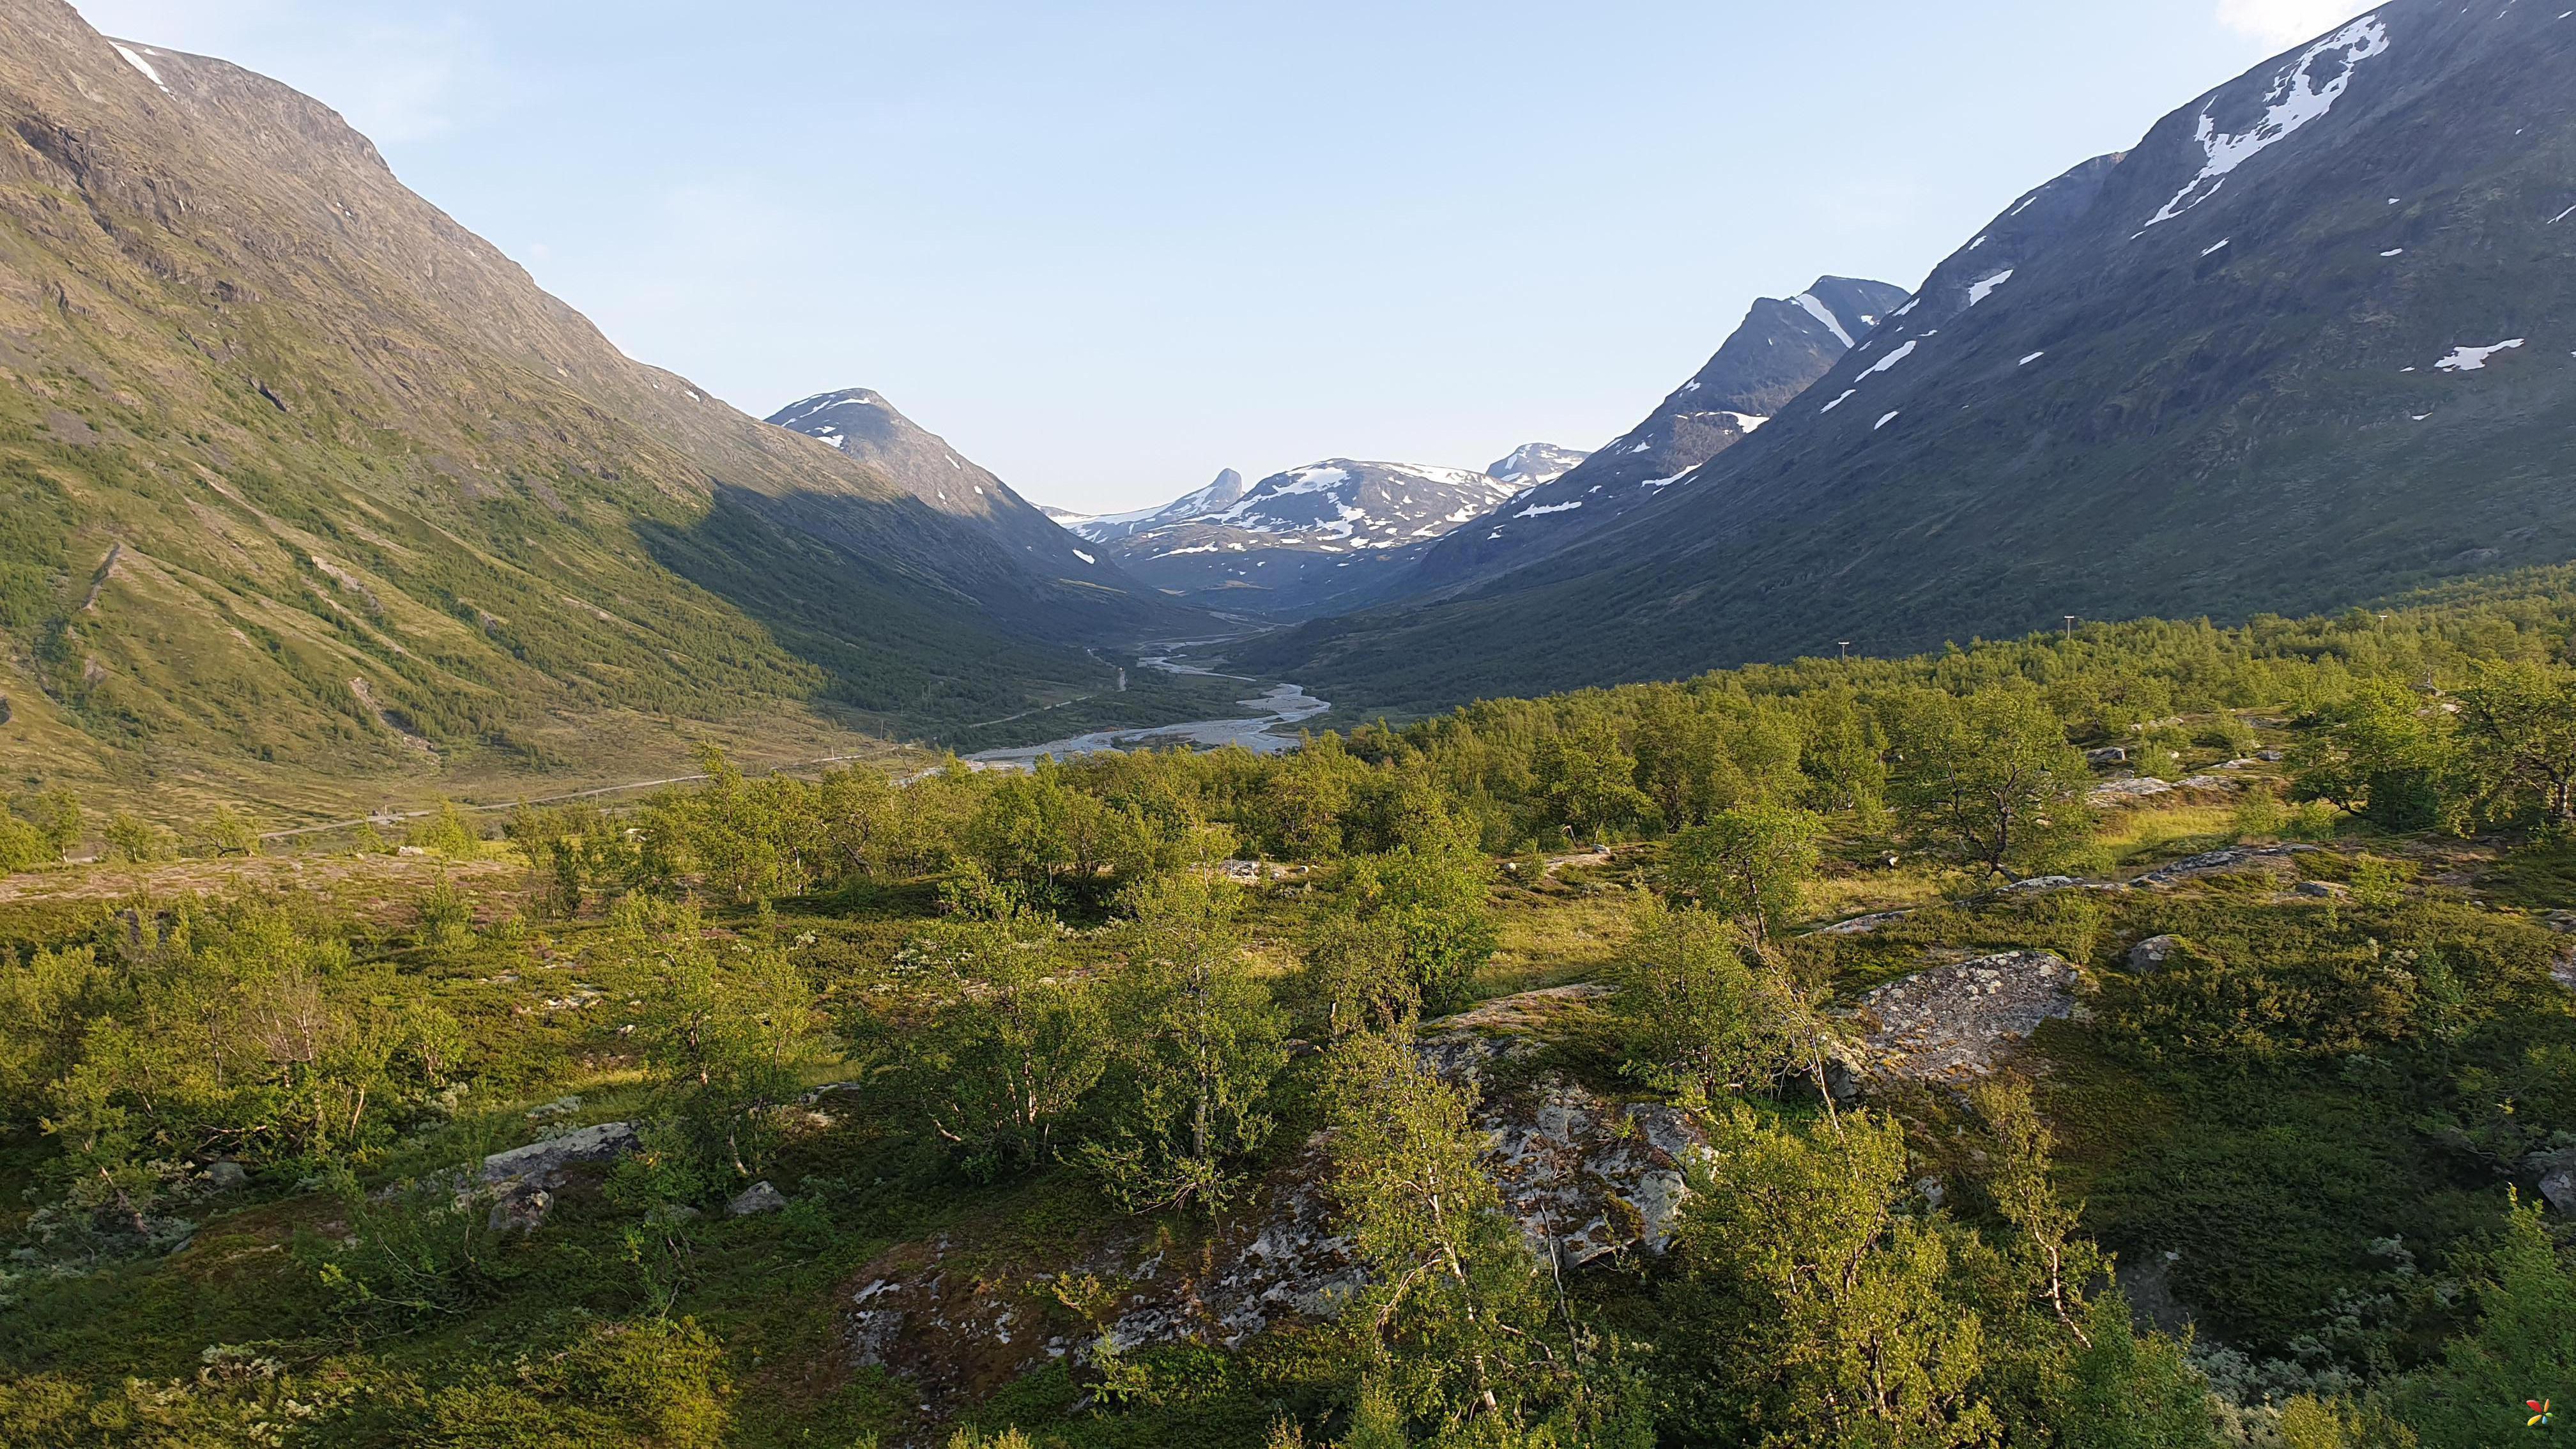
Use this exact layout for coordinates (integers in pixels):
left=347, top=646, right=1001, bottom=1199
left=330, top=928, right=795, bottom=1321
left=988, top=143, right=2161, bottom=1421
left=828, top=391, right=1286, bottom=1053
left=1245, top=0, right=2576, bottom=711
left=0, top=2, right=1185, bottom=816
left=1064, top=454, right=1568, bottom=617
left=1414, top=278, right=1904, bottom=586
left=765, top=388, right=1140, bottom=586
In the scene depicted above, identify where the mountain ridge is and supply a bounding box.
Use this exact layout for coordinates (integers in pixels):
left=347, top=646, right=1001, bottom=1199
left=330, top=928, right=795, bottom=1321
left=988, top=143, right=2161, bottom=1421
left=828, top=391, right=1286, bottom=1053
left=1239, top=0, right=2576, bottom=711
left=0, top=1, right=1190, bottom=819
left=1406, top=275, right=1908, bottom=588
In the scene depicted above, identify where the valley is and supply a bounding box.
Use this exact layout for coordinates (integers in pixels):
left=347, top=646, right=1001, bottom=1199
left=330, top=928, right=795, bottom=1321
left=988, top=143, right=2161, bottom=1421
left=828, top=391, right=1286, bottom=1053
left=13, top=1, right=2576, bottom=1447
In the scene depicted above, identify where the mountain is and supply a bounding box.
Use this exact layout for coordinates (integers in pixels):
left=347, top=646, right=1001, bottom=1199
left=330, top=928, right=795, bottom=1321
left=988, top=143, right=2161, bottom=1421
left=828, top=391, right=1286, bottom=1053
left=1408, top=277, right=1907, bottom=588
left=0, top=1, right=1189, bottom=818
left=1064, top=457, right=1545, bottom=617
left=1487, top=443, right=1589, bottom=489
left=1242, top=0, right=2576, bottom=712
left=765, top=388, right=1138, bottom=583
left=1053, top=468, right=1252, bottom=546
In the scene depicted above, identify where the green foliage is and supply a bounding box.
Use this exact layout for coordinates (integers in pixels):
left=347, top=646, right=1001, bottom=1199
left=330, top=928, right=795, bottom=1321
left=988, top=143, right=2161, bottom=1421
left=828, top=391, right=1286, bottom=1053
left=1080, top=873, right=1287, bottom=1216
left=407, top=801, right=485, bottom=860
left=2386, top=1198, right=2576, bottom=1446
left=10, top=788, right=82, bottom=858
left=1333, top=841, right=1498, bottom=1010
left=192, top=805, right=258, bottom=859
left=874, top=917, right=1109, bottom=1179
left=2290, top=677, right=2467, bottom=832
left=2048, top=1296, right=2222, bottom=1449
left=1322, top=1032, right=1638, bottom=1448
left=629, top=902, right=824, bottom=1179
left=0, top=814, right=52, bottom=875
left=1662, top=804, right=1825, bottom=947
left=100, top=812, right=174, bottom=864
left=1675, top=1105, right=2000, bottom=1446
left=35, top=903, right=463, bottom=1222
left=2455, top=659, right=2576, bottom=827
left=423, top=1317, right=731, bottom=1448
left=1610, top=900, right=1805, bottom=1108
left=1886, top=685, right=2095, bottom=878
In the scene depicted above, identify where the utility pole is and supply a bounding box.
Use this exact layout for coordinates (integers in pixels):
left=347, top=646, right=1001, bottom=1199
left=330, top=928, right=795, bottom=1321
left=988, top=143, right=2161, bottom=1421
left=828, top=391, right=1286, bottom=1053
left=2064, top=615, right=2076, bottom=641
left=1837, top=641, right=1851, bottom=663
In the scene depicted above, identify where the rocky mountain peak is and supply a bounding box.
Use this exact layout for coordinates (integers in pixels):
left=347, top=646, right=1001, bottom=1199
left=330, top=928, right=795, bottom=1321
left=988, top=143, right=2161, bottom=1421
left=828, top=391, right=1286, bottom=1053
left=1488, top=443, right=1589, bottom=489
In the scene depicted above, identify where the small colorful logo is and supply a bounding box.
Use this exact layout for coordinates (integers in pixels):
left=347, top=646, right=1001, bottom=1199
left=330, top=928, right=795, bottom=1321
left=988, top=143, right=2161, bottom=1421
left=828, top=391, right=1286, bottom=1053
left=2530, top=1399, right=2554, bottom=1427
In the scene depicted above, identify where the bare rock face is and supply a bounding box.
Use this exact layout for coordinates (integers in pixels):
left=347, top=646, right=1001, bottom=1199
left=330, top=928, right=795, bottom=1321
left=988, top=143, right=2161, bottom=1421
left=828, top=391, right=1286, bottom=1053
left=727, top=1181, right=788, bottom=1216
left=1485, top=1082, right=1710, bottom=1266
left=1847, top=952, right=2083, bottom=1084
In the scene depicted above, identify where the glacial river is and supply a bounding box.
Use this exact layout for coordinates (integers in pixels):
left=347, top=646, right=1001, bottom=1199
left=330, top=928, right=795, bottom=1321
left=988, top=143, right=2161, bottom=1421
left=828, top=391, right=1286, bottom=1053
left=963, top=650, right=1328, bottom=770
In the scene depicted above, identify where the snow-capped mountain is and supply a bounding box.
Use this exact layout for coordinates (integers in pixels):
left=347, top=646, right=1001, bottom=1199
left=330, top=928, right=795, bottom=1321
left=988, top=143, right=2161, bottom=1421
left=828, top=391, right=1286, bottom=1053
left=1246, top=0, right=2576, bottom=710
left=1062, top=453, right=1569, bottom=617
left=1053, top=469, right=1251, bottom=545
left=767, top=388, right=1138, bottom=585
left=1489, top=443, right=1590, bottom=489
left=1413, top=277, right=1906, bottom=586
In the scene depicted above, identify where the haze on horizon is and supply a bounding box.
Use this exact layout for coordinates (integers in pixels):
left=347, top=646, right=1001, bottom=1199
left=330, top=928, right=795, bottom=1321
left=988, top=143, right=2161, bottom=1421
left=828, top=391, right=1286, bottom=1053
left=71, top=0, right=2372, bottom=514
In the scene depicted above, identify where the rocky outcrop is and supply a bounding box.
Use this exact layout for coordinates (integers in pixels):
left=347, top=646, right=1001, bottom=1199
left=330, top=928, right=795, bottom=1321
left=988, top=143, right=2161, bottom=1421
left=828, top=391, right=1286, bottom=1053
left=1816, top=909, right=1914, bottom=937
left=2128, top=845, right=2315, bottom=891
left=838, top=985, right=1699, bottom=1404
left=727, top=1181, right=788, bottom=1216
left=2090, top=777, right=2177, bottom=806
left=1846, top=952, right=2083, bottom=1084
left=1485, top=1083, right=1709, bottom=1266
left=456, top=1121, right=640, bottom=1232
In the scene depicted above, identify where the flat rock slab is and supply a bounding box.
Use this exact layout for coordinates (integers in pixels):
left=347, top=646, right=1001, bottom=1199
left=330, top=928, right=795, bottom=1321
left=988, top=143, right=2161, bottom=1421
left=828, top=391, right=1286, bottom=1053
left=1816, top=909, right=1914, bottom=937
left=2128, top=844, right=2315, bottom=891
left=1850, top=951, right=2082, bottom=1084
left=477, top=1121, right=640, bottom=1188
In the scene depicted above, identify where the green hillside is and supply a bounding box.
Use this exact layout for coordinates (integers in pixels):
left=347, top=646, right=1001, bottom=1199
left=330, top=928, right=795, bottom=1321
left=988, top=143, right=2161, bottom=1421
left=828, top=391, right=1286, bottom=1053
left=0, top=2, right=1202, bottom=826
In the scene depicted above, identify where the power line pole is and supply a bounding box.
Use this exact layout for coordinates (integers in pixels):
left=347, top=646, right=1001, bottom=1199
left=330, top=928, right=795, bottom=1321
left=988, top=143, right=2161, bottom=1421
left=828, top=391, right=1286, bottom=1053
left=1837, top=641, right=1851, bottom=663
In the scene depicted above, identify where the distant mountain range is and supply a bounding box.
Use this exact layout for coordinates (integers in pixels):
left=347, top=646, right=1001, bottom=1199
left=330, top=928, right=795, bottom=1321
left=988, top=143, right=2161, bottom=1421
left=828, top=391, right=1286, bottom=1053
left=1414, top=277, right=1908, bottom=588
left=0, top=0, right=1195, bottom=814
left=1243, top=0, right=2576, bottom=711
left=1046, top=449, right=1583, bottom=617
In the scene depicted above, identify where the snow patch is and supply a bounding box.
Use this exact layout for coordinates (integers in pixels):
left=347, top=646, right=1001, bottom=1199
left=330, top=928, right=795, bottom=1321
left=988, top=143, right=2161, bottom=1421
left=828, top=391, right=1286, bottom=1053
left=1793, top=293, right=1856, bottom=348
left=1857, top=339, right=1919, bottom=378
left=112, top=43, right=170, bottom=93
left=2142, top=16, right=2393, bottom=230
left=1820, top=389, right=1859, bottom=415
left=2380, top=248, right=2404, bottom=256
left=1966, top=270, right=2015, bottom=306
left=1874, top=411, right=1901, bottom=431
left=1071, top=549, right=1096, bottom=565
left=2202, top=238, right=2231, bottom=256
left=1515, top=500, right=1583, bottom=518
left=2434, top=339, right=2526, bottom=371
left=2018, top=351, right=2047, bottom=367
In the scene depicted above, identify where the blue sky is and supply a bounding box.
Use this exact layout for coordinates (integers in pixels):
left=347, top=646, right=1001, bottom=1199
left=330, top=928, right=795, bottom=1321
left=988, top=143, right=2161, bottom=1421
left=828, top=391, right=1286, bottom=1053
left=73, top=0, right=2367, bottom=514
